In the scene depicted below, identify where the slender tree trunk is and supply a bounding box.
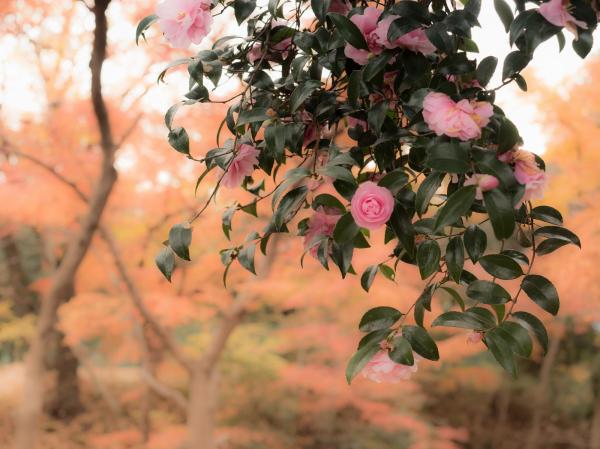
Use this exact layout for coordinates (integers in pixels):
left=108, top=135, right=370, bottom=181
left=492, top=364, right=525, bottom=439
left=13, top=2, right=115, bottom=448
left=524, top=334, right=562, bottom=449
left=45, top=281, right=84, bottom=419
left=180, top=239, right=280, bottom=449
left=181, top=366, right=219, bottom=449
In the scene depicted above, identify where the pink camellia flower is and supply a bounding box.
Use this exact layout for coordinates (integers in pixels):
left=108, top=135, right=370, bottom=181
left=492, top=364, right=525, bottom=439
left=538, top=0, right=588, bottom=38
left=464, top=174, right=500, bottom=200
left=375, top=16, right=436, bottom=55
left=466, top=331, right=484, bottom=344
left=350, top=181, right=395, bottom=230
left=361, top=350, right=420, bottom=383
left=512, top=149, right=548, bottom=206
left=423, top=92, right=493, bottom=141
left=247, top=42, right=264, bottom=64
left=344, top=7, right=384, bottom=65
left=328, top=0, right=351, bottom=15
left=219, top=144, right=260, bottom=189
left=156, top=0, right=213, bottom=49
left=303, top=207, right=342, bottom=258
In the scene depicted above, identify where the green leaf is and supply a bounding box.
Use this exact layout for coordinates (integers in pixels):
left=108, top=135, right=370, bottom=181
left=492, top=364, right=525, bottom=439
left=168, top=127, right=190, bottom=155
left=433, top=186, right=477, bottom=233
left=425, top=142, right=470, bottom=173
left=389, top=206, right=416, bottom=258
left=512, top=311, right=549, bottom=354
left=273, top=186, right=308, bottom=229
left=346, top=342, right=380, bottom=384
left=485, top=327, right=517, bottom=376
left=500, top=249, right=529, bottom=266
left=479, top=254, right=523, bottom=280
left=317, top=165, right=356, bottom=185
left=446, top=236, right=464, bottom=283
left=417, top=240, right=441, bottom=279
left=500, top=321, right=532, bottom=358
left=573, top=30, right=593, bottom=59
left=534, top=226, right=581, bottom=248
left=238, top=107, right=271, bottom=126
left=333, top=212, right=360, bottom=243
left=403, top=325, right=439, bottom=361
left=535, top=238, right=570, bottom=256
left=476, top=56, right=498, bottom=86
left=290, top=80, right=321, bottom=113
left=222, top=205, right=237, bottom=240
left=359, top=306, right=402, bottom=332
left=521, top=274, right=559, bottom=315
left=378, top=169, right=409, bottom=196
left=136, top=14, right=158, bottom=45
left=466, top=280, right=511, bottom=304
left=363, top=52, right=392, bottom=82
left=358, top=329, right=391, bottom=349
left=234, top=0, right=257, bottom=24
left=483, top=189, right=515, bottom=240
left=360, top=265, right=379, bottom=292
left=379, top=264, right=396, bottom=281
left=440, top=286, right=465, bottom=311
left=238, top=243, right=257, bottom=274
left=415, top=172, right=444, bottom=216
left=155, top=246, right=175, bottom=282
left=312, top=193, right=347, bottom=213
left=328, top=12, right=369, bottom=50
left=311, top=0, right=331, bottom=23
left=464, top=225, right=487, bottom=263
left=498, top=118, right=520, bottom=153
left=531, top=205, right=563, bottom=226
left=493, top=0, right=514, bottom=32
left=168, top=224, right=193, bottom=261
left=389, top=337, right=414, bottom=365
left=433, top=307, right=496, bottom=330
left=502, top=50, right=532, bottom=80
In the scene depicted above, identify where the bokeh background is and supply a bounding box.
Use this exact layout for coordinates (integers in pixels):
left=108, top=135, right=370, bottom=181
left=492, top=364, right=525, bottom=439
left=1, top=1, right=600, bottom=448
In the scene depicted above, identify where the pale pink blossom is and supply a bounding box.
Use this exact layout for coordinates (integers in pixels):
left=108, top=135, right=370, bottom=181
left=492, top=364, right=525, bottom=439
left=344, top=7, right=384, bottom=65
left=271, top=37, right=293, bottom=59
left=423, top=92, right=493, bottom=141
left=464, top=174, right=500, bottom=200
left=466, top=331, right=484, bottom=344
left=350, top=181, right=395, bottom=230
left=219, top=144, right=260, bottom=188
left=375, top=16, right=436, bottom=55
left=304, top=207, right=342, bottom=257
left=538, top=0, right=588, bottom=38
left=156, top=0, right=213, bottom=49
left=247, top=42, right=264, bottom=64
left=361, top=350, right=419, bottom=383
left=512, top=149, right=548, bottom=206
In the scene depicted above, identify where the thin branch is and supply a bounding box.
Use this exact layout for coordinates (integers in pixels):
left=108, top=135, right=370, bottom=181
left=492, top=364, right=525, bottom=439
left=140, top=368, right=188, bottom=413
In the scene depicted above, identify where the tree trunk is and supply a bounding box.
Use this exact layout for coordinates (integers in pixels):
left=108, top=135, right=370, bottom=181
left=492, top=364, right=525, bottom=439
left=13, top=2, right=115, bottom=449
left=523, top=333, right=562, bottom=449
left=181, top=367, right=219, bottom=449
left=43, top=281, right=83, bottom=419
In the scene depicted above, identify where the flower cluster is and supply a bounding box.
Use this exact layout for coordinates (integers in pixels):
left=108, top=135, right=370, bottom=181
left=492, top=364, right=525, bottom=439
left=140, top=0, right=593, bottom=385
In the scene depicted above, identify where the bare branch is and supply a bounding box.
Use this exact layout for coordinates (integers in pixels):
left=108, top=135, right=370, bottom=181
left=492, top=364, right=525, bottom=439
left=140, top=368, right=188, bottom=413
